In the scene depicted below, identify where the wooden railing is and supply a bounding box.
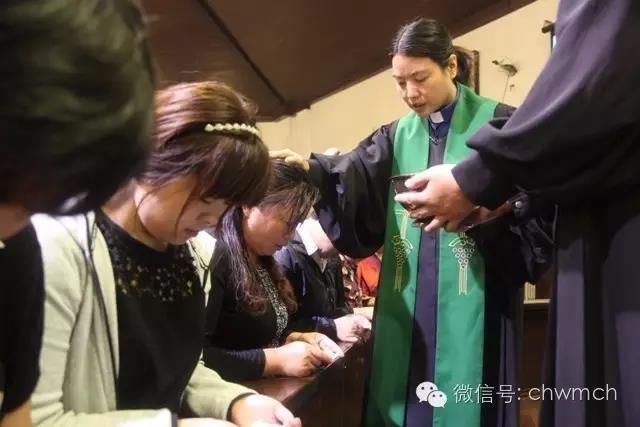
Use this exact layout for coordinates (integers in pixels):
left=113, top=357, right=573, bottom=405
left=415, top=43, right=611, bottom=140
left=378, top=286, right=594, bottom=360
left=239, top=297, right=549, bottom=427
left=241, top=341, right=372, bottom=427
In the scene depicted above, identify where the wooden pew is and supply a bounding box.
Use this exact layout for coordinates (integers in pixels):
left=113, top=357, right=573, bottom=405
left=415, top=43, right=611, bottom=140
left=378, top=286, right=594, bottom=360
left=240, top=295, right=549, bottom=427
left=242, top=341, right=371, bottom=427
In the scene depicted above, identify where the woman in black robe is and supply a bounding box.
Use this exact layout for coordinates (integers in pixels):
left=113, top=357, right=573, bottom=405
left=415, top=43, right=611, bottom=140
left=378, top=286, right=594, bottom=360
left=274, top=18, right=552, bottom=427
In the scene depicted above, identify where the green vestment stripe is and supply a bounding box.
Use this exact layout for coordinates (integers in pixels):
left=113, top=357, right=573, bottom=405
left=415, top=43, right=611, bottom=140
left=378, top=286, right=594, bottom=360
left=365, top=84, right=498, bottom=426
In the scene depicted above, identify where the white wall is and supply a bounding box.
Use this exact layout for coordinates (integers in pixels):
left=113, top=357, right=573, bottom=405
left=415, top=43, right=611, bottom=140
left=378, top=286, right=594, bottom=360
left=455, top=0, right=559, bottom=106
left=259, top=0, right=559, bottom=156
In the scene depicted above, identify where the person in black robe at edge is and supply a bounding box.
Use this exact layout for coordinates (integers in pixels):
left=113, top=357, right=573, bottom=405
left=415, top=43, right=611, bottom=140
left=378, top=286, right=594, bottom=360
left=274, top=212, right=372, bottom=343
left=204, top=161, right=350, bottom=382
left=0, top=1, right=154, bottom=426
left=391, top=1, right=640, bottom=426
left=273, top=17, right=553, bottom=427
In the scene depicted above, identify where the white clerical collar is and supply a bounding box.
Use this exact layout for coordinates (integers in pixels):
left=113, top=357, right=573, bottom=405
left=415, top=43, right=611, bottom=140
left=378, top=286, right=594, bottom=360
left=297, top=221, right=319, bottom=256
left=296, top=221, right=327, bottom=272
left=0, top=240, right=5, bottom=249
left=429, top=110, right=444, bottom=124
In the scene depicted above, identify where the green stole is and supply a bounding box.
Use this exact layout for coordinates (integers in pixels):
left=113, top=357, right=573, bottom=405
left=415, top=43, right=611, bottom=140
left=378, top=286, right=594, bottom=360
left=365, top=84, right=498, bottom=426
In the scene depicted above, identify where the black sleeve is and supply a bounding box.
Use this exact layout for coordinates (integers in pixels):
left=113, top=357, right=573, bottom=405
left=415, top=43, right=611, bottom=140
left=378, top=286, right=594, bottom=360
left=462, top=103, right=554, bottom=286
left=466, top=192, right=554, bottom=286
left=202, top=346, right=266, bottom=382
left=453, top=0, right=640, bottom=208
left=275, top=248, right=339, bottom=340
left=508, top=193, right=556, bottom=283
left=329, top=259, right=352, bottom=317
left=0, top=223, right=44, bottom=415
left=203, top=243, right=267, bottom=382
left=308, top=123, right=395, bottom=258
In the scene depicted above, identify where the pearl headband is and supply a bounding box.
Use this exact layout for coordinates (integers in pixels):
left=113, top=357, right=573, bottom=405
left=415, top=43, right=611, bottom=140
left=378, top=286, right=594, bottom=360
left=204, top=122, right=260, bottom=136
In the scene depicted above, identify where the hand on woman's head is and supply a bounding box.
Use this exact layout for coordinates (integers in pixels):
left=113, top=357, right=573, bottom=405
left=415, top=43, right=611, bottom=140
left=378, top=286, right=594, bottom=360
left=269, top=149, right=309, bottom=171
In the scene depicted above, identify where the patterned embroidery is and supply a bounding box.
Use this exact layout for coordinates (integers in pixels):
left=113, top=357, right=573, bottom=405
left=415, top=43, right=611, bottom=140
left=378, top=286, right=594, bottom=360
left=449, top=233, right=476, bottom=295
left=96, top=215, right=199, bottom=302
left=255, top=265, right=289, bottom=346
left=392, top=209, right=414, bottom=292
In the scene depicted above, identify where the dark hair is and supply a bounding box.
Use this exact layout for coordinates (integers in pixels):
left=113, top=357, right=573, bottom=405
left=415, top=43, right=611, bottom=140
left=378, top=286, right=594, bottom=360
left=0, top=0, right=155, bottom=215
left=221, top=160, right=319, bottom=315
left=391, top=17, right=470, bottom=86
left=140, top=81, right=270, bottom=209
left=452, top=47, right=472, bottom=87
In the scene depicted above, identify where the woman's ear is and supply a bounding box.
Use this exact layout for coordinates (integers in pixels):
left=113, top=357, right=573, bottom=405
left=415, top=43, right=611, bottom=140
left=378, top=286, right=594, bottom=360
left=448, top=53, right=458, bottom=80
left=242, top=206, right=252, bottom=217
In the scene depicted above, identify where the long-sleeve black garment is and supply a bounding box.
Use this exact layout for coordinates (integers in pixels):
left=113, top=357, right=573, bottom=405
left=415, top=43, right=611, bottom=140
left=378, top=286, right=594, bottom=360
left=205, top=240, right=328, bottom=381
left=308, top=124, right=394, bottom=260
left=309, top=107, right=551, bottom=286
left=451, top=2, right=640, bottom=426
left=0, top=223, right=44, bottom=416
left=453, top=1, right=640, bottom=208
left=203, top=242, right=272, bottom=381
left=274, top=233, right=352, bottom=340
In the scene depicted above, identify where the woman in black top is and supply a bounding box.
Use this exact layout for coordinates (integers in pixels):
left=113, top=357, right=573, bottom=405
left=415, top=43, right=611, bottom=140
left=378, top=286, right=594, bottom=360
left=0, top=1, right=153, bottom=425
left=204, top=161, right=343, bottom=382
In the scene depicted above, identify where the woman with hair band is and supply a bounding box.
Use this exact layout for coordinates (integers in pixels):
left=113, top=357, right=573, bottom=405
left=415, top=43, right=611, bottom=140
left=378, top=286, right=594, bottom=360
left=31, top=82, right=300, bottom=427
left=273, top=17, right=553, bottom=427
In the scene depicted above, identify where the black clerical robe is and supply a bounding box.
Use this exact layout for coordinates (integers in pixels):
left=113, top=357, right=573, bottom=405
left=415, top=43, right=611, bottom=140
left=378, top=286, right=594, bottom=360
left=452, top=1, right=640, bottom=426
left=308, top=92, right=550, bottom=426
